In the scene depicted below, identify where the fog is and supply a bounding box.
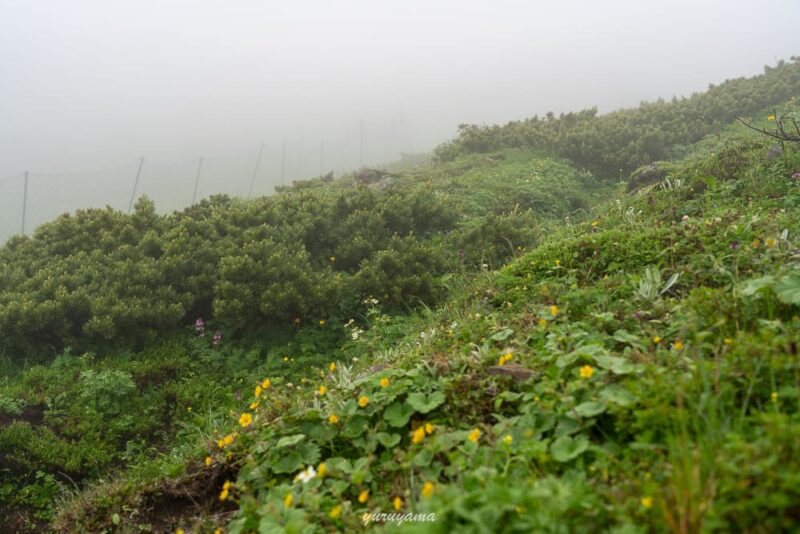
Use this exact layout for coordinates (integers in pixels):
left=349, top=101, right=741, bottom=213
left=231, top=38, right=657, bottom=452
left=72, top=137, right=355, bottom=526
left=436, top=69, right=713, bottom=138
left=0, top=0, right=798, bottom=240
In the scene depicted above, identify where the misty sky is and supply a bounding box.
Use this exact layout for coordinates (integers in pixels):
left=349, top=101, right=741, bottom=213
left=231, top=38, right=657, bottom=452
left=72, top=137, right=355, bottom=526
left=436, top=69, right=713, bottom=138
left=0, top=0, right=798, bottom=239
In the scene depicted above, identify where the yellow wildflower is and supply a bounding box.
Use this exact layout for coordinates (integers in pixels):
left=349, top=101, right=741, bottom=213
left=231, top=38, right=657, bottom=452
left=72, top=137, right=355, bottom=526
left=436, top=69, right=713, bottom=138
left=652, top=336, right=662, bottom=344
left=329, top=362, right=337, bottom=372
left=421, top=481, right=435, bottom=498
left=238, top=412, right=253, bottom=428
left=538, top=318, right=548, bottom=327
left=217, top=439, right=225, bottom=449
left=468, top=428, right=482, bottom=443
left=328, top=414, right=339, bottom=424
left=358, top=490, right=369, bottom=503
left=380, top=377, right=390, bottom=388
left=771, top=391, right=778, bottom=403
left=555, top=259, right=561, bottom=266
left=329, top=256, right=336, bottom=262
left=205, top=456, right=212, bottom=467
left=284, top=493, right=293, bottom=508
left=672, top=340, right=684, bottom=350
left=214, top=529, right=222, bottom=534
left=424, top=423, right=435, bottom=434
left=579, top=365, right=594, bottom=379
left=768, top=114, right=776, bottom=121
left=641, top=496, right=653, bottom=509
left=176, top=529, right=185, bottom=534
left=498, top=352, right=512, bottom=366
left=765, top=237, right=777, bottom=248
left=358, top=396, right=369, bottom=408
left=254, top=385, right=263, bottom=398
left=329, top=504, right=343, bottom=519
left=318, top=385, right=328, bottom=396
left=317, top=462, right=328, bottom=477
left=393, top=496, right=403, bottom=511
left=549, top=305, right=559, bottom=317
left=503, top=434, right=513, bottom=445
left=249, top=401, right=259, bottom=410
left=319, top=319, right=327, bottom=326
left=411, top=426, right=426, bottom=444
left=219, top=480, right=231, bottom=501
left=261, top=378, right=271, bottom=389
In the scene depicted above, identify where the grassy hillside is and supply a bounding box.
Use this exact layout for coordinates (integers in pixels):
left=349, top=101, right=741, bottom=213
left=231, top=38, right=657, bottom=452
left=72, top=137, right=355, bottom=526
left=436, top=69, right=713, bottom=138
left=53, top=114, right=800, bottom=533
left=1, top=63, right=799, bottom=533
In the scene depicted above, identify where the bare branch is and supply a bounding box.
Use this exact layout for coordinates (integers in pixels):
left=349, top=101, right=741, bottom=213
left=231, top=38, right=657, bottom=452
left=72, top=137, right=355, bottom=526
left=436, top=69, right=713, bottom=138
left=735, top=116, right=800, bottom=143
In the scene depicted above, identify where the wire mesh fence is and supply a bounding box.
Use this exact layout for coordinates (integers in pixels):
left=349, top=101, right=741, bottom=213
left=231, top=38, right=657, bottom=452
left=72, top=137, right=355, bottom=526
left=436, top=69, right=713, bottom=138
left=0, top=116, right=418, bottom=243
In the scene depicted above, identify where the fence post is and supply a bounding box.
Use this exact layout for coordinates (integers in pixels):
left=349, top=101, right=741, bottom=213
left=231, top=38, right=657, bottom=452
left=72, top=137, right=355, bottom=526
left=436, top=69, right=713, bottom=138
left=247, top=143, right=264, bottom=198
left=128, top=156, right=144, bottom=213
left=192, top=156, right=203, bottom=204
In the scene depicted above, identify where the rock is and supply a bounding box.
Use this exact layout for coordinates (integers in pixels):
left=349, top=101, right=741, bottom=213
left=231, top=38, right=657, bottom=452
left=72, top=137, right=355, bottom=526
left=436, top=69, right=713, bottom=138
left=486, top=363, right=536, bottom=382
left=767, top=143, right=783, bottom=161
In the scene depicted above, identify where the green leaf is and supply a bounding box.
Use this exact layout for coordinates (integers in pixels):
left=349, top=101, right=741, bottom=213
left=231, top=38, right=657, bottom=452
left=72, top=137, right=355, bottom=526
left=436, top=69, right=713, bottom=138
left=272, top=451, right=303, bottom=473
left=112, top=513, right=121, bottom=526
left=384, top=401, right=415, bottom=427
left=550, top=435, right=589, bottom=462
left=774, top=272, right=800, bottom=305
left=343, top=415, right=369, bottom=438
left=413, top=448, right=434, bottom=467
left=298, top=442, right=320, bottom=465
left=377, top=432, right=401, bottom=448
left=490, top=328, right=514, bottom=341
left=574, top=401, right=606, bottom=418
left=739, top=275, right=775, bottom=297
left=595, top=355, right=635, bottom=375
left=406, top=391, right=445, bottom=414
left=276, top=434, right=305, bottom=448
left=599, top=384, right=637, bottom=407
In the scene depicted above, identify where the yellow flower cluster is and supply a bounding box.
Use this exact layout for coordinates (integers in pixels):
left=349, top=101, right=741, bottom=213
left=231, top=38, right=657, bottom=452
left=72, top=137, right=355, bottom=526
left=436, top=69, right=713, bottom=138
left=549, top=305, right=559, bottom=317
left=217, top=433, right=235, bottom=449
left=219, top=480, right=232, bottom=501
left=497, top=352, right=512, bottom=366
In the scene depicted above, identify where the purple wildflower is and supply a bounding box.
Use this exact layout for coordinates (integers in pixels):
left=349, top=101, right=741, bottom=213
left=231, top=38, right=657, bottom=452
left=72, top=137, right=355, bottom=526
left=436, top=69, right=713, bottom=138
left=791, top=172, right=800, bottom=180
left=212, top=330, right=222, bottom=346
left=195, top=318, right=205, bottom=336
left=730, top=240, right=739, bottom=250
